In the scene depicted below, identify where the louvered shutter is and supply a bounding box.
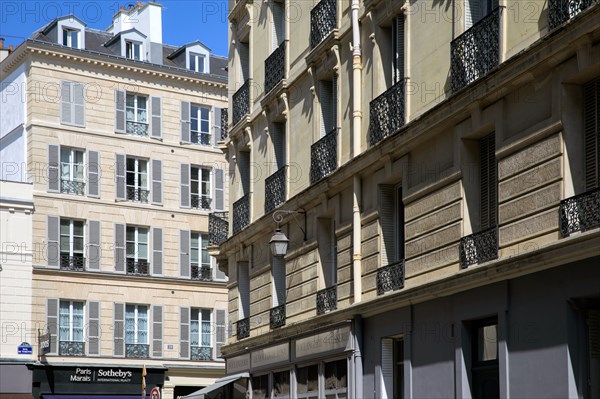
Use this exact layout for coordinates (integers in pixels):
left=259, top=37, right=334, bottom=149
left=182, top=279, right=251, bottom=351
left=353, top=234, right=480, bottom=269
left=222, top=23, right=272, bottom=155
left=379, top=185, right=396, bottom=265
left=47, top=216, right=60, bottom=267
left=180, top=307, right=190, bottom=358
left=466, top=0, right=482, bottom=29
left=181, top=101, right=191, bottom=143
left=87, top=150, right=100, bottom=198
left=113, top=303, right=125, bottom=356
left=114, top=223, right=125, bottom=273
left=238, top=263, right=250, bottom=318
left=152, top=305, right=163, bottom=357
left=46, top=298, right=59, bottom=354
left=272, top=0, right=285, bottom=49
left=48, top=144, right=60, bottom=192
left=480, top=133, right=497, bottom=230
left=73, top=82, right=85, bottom=127
left=115, top=90, right=126, bottom=133
left=181, top=163, right=190, bottom=208
left=180, top=230, right=190, bottom=278
left=239, top=43, right=250, bottom=81
left=583, top=78, right=600, bottom=190
left=332, top=76, right=338, bottom=131
left=87, top=301, right=100, bottom=355
left=151, top=159, right=163, bottom=205
left=380, top=338, right=394, bottom=399
left=214, top=169, right=225, bottom=211
left=272, top=122, right=286, bottom=170
left=393, top=16, right=405, bottom=84
left=60, top=81, right=73, bottom=125
left=152, top=227, right=163, bottom=276
left=239, top=152, right=250, bottom=195
left=320, top=80, right=334, bottom=137
left=115, top=154, right=126, bottom=201
left=150, top=96, right=162, bottom=139
left=213, top=107, right=221, bottom=146
left=88, top=220, right=101, bottom=271
left=272, top=256, right=286, bottom=306
left=215, top=309, right=226, bottom=358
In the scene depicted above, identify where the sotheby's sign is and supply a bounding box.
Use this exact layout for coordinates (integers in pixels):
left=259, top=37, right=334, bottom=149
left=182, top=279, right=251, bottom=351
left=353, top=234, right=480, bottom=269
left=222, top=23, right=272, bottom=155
left=69, top=367, right=134, bottom=383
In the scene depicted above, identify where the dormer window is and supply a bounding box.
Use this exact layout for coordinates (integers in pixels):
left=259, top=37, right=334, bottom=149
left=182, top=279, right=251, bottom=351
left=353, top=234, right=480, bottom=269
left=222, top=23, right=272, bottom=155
left=62, top=28, right=79, bottom=49
left=126, top=41, right=142, bottom=61
left=189, top=53, right=206, bottom=73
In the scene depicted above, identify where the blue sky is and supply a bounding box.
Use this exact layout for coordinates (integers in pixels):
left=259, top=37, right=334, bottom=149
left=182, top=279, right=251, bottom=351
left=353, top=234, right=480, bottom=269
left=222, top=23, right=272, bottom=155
left=0, top=0, right=229, bottom=56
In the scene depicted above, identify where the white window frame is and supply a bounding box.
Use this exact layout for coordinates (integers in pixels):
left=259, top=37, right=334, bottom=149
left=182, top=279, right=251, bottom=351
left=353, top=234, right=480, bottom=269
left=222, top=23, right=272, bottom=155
left=125, top=304, right=148, bottom=345
left=60, top=147, right=85, bottom=183
left=190, top=308, right=212, bottom=348
left=126, top=157, right=148, bottom=191
left=190, top=166, right=212, bottom=209
left=62, top=27, right=79, bottom=48
left=126, top=226, right=149, bottom=262
left=189, top=52, right=206, bottom=73
left=60, top=219, right=85, bottom=258
left=190, top=232, right=211, bottom=269
left=190, top=105, right=211, bottom=145
left=125, top=40, right=142, bottom=61
left=59, top=300, right=85, bottom=342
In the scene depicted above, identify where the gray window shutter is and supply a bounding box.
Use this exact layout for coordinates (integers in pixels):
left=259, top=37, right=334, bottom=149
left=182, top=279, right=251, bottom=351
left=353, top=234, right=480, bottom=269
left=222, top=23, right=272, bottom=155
left=583, top=78, right=600, bottom=190
left=114, top=223, right=125, bottom=273
left=180, top=230, right=190, bottom=278
left=88, top=220, right=101, bottom=271
left=60, top=81, right=73, bottom=125
left=115, top=154, right=126, bottom=201
left=393, top=16, right=405, bottom=84
left=319, top=80, right=334, bottom=137
left=239, top=43, right=250, bottom=81
left=180, top=163, right=190, bottom=208
left=151, top=159, right=163, bottom=205
left=180, top=307, right=190, bottom=359
left=239, top=151, right=251, bottom=195
left=215, top=309, right=226, bottom=358
left=113, top=303, right=125, bottom=357
left=152, top=305, right=163, bottom=358
left=48, top=144, right=60, bottom=193
left=379, top=185, right=396, bottom=265
left=381, top=338, right=394, bottom=399
left=152, top=227, right=163, bottom=276
left=47, top=216, right=59, bottom=267
left=272, top=122, right=286, bottom=170
left=46, top=298, right=59, bottom=354
left=272, top=256, right=286, bottom=306
left=150, top=96, right=162, bottom=139
left=115, top=90, right=126, bottom=133
left=213, top=107, right=221, bottom=146
left=480, top=133, right=497, bottom=230
left=73, top=82, right=85, bottom=127
left=238, top=263, right=250, bottom=318
left=332, top=75, right=338, bottom=131
left=181, top=101, right=191, bottom=143
left=87, top=150, right=100, bottom=198
left=87, top=301, right=101, bottom=355
left=271, top=0, right=285, bottom=49
left=214, top=169, right=225, bottom=211
left=466, top=0, right=482, bottom=29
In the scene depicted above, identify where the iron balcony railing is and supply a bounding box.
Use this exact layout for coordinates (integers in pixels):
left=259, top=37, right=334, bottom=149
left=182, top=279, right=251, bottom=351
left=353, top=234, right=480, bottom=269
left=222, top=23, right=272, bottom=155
left=191, top=131, right=211, bottom=145
left=316, top=285, right=337, bottom=315
left=209, top=211, right=229, bottom=245
left=265, top=166, right=286, bottom=213
left=126, top=186, right=149, bottom=203
left=191, top=346, right=213, bottom=361
left=60, top=179, right=85, bottom=196
left=450, top=7, right=502, bottom=93
left=233, top=79, right=250, bottom=126
left=376, top=260, right=405, bottom=295
left=191, top=264, right=212, bottom=281
left=59, top=341, right=85, bottom=356
left=459, top=226, right=499, bottom=268
left=221, top=108, right=229, bottom=140
left=270, top=304, right=286, bottom=329
left=191, top=194, right=212, bottom=210
left=233, top=193, right=251, bottom=234
left=310, top=128, right=337, bottom=184
left=265, top=41, right=286, bottom=95
left=559, top=188, right=600, bottom=237
left=310, top=0, right=336, bottom=48
left=60, top=254, right=85, bottom=271
left=237, top=317, right=250, bottom=339
left=126, top=121, right=149, bottom=136
left=125, top=343, right=149, bottom=358
left=126, top=259, right=150, bottom=276
left=548, top=0, right=596, bottom=29
left=368, top=78, right=407, bottom=147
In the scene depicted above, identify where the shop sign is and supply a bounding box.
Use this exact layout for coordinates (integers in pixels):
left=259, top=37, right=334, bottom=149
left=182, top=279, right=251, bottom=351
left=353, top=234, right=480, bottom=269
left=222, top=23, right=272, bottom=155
left=227, top=353, right=250, bottom=374
left=67, top=367, right=134, bottom=383
left=251, top=342, right=289, bottom=369
left=39, top=334, right=51, bottom=355
left=294, top=325, right=352, bottom=360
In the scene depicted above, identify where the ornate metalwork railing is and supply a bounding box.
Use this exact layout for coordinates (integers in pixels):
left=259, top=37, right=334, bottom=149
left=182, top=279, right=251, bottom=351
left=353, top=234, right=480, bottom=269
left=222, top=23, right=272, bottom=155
left=270, top=304, right=286, bottom=329
left=221, top=108, right=229, bottom=140
left=126, top=121, right=149, bottom=136
left=209, top=211, right=229, bottom=245
left=376, top=260, right=405, bottom=295
left=60, top=179, right=85, bottom=196
left=126, top=186, right=149, bottom=203
left=60, top=254, right=85, bottom=271
left=265, top=166, right=286, bottom=213
left=316, top=285, right=337, bottom=315
left=191, top=131, right=211, bottom=145
left=191, top=194, right=212, bottom=210
left=368, top=78, right=407, bottom=147
left=450, top=7, right=502, bottom=93
left=126, top=259, right=150, bottom=276
left=310, top=129, right=337, bottom=184
left=191, top=346, right=213, bottom=361
left=548, top=0, right=596, bottom=29
left=310, top=0, right=336, bottom=48
left=559, top=188, right=600, bottom=237
left=233, top=193, right=251, bottom=234
left=459, top=226, right=499, bottom=268
left=265, top=41, right=286, bottom=94
left=125, top=343, right=149, bottom=358
left=59, top=341, right=85, bottom=356
left=191, top=264, right=212, bottom=281
left=237, top=317, right=250, bottom=339
left=233, top=79, right=250, bottom=126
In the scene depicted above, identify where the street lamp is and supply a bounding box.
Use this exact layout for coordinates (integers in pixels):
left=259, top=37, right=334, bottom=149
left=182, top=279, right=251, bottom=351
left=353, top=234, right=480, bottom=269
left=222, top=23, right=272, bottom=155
left=269, top=209, right=306, bottom=257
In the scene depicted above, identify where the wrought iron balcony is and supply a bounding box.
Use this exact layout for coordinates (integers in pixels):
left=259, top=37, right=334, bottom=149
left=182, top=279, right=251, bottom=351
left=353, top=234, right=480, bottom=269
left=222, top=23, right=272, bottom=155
left=548, top=0, right=596, bottom=29
left=191, top=194, right=212, bottom=210
left=237, top=317, right=250, bottom=339
left=126, top=121, right=149, bottom=136
left=559, top=188, right=600, bottom=237
left=191, top=264, right=212, bottom=281
left=376, top=260, right=405, bottom=295
left=368, top=78, right=407, bottom=147
left=191, top=346, right=213, bottom=361
left=126, top=186, right=149, bottom=203
left=310, top=128, right=337, bottom=184
left=60, top=254, right=85, bottom=271
left=310, top=0, right=336, bottom=48
left=270, top=304, right=286, bottom=329
left=233, top=79, right=250, bottom=126
left=459, top=226, right=499, bottom=268
left=265, top=41, right=286, bottom=95
left=233, top=193, right=251, bottom=234
left=450, top=7, right=502, bottom=93
left=60, top=179, right=85, bottom=196
left=209, top=211, right=229, bottom=245
left=126, top=259, right=150, bottom=276
left=191, top=131, right=211, bottom=145
left=265, top=166, right=286, bottom=213
left=316, top=285, right=337, bottom=315
left=221, top=108, right=229, bottom=140
left=59, top=341, right=85, bottom=356
left=125, top=343, right=149, bottom=358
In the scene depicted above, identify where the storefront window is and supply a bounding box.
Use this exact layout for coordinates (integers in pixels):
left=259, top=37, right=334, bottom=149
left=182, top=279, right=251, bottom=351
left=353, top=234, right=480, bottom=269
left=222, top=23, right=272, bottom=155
left=252, top=374, right=269, bottom=399
left=297, top=364, right=319, bottom=399
left=324, top=359, right=347, bottom=399
left=273, top=370, right=290, bottom=398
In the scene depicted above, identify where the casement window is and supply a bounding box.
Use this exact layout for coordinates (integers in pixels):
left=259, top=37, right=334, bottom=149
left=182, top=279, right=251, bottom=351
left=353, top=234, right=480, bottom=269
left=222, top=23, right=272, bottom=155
left=465, top=0, right=499, bottom=29
left=125, top=93, right=149, bottom=136
left=379, top=185, right=405, bottom=266
left=114, top=303, right=159, bottom=359
left=60, top=147, right=85, bottom=195
left=125, top=41, right=142, bottom=61
left=469, top=318, right=499, bottom=399
left=62, top=28, right=79, bottom=48
left=180, top=102, right=225, bottom=147
left=47, top=299, right=99, bottom=356
left=324, top=359, right=348, bottom=399
left=479, top=133, right=497, bottom=231
left=47, top=217, right=100, bottom=270
left=126, top=157, right=149, bottom=203
left=381, top=337, right=404, bottom=399
left=252, top=374, right=270, bottom=399
left=115, top=90, right=161, bottom=138
left=273, top=370, right=290, bottom=399
left=125, top=304, right=148, bottom=345
left=125, top=226, right=149, bottom=275
left=180, top=308, right=226, bottom=360
left=190, top=308, right=212, bottom=360
left=60, top=81, right=85, bottom=127
left=189, top=53, right=206, bottom=73
left=180, top=164, right=224, bottom=210
left=58, top=300, right=84, bottom=356
left=319, top=78, right=338, bottom=138
left=191, top=232, right=212, bottom=280
left=297, top=364, right=319, bottom=399
left=60, top=219, right=85, bottom=271
left=271, top=0, right=285, bottom=51
left=191, top=105, right=211, bottom=145
left=115, top=154, right=161, bottom=205
left=583, top=77, right=600, bottom=191
left=191, top=166, right=212, bottom=209
left=391, top=16, right=405, bottom=85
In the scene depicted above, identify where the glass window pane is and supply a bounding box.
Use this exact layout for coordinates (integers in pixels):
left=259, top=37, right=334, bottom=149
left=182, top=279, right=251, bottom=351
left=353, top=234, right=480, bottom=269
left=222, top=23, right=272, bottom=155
left=191, top=167, right=199, bottom=181
left=138, top=228, right=148, bottom=244
left=60, top=236, right=70, bottom=252
left=73, top=237, right=84, bottom=252
left=73, top=221, right=84, bottom=236
left=478, top=324, right=497, bottom=361
left=201, top=107, right=209, bottom=119
left=59, top=301, right=70, bottom=340
left=60, top=220, right=70, bottom=235
left=190, top=55, right=196, bottom=71
left=273, top=371, right=290, bottom=397
left=63, top=29, right=69, bottom=45
left=126, top=243, right=136, bottom=257
left=126, top=227, right=135, bottom=241
left=138, top=243, right=148, bottom=259
left=126, top=94, right=135, bottom=107
left=191, top=118, right=198, bottom=132
left=71, top=31, right=78, bottom=48
left=201, top=120, right=209, bottom=133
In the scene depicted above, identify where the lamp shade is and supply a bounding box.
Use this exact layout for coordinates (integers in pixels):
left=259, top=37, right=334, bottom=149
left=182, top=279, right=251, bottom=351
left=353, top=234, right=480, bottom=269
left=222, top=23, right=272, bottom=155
left=270, top=229, right=289, bottom=257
